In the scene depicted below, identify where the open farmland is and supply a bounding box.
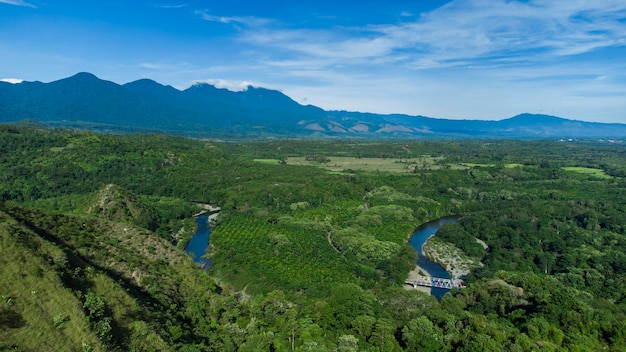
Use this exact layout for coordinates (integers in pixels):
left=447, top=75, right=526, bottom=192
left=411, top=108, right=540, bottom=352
left=562, top=166, right=613, bottom=179
left=284, top=156, right=468, bottom=173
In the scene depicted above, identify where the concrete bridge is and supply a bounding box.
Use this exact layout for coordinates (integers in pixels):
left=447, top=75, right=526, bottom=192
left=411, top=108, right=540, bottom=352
left=405, top=276, right=465, bottom=290
left=192, top=208, right=221, bottom=218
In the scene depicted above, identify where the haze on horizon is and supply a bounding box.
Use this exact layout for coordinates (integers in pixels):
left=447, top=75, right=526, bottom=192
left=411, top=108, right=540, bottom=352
left=1, top=0, right=625, bottom=123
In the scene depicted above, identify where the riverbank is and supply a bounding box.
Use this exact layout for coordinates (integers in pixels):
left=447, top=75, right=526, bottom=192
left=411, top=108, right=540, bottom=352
left=404, top=264, right=432, bottom=295
left=422, top=235, right=483, bottom=280
left=178, top=204, right=220, bottom=248
left=205, top=204, right=220, bottom=224
left=405, top=217, right=459, bottom=295
left=192, top=204, right=220, bottom=226
left=192, top=203, right=220, bottom=222
left=183, top=204, right=220, bottom=259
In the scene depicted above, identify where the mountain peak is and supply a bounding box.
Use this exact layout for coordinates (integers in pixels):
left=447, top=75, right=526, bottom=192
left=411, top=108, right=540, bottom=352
left=51, top=72, right=118, bottom=89
left=508, top=113, right=565, bottom=121
left=126, top=78, right=162, bottom=86
left=2, top=72, right=625, bottom=139
left=188, top=82, right=224, bottom=91
left=69, top=72, right=100, bottom=81
left=499, top=113, right=571, bottom=127
left=123, top=78, right=179, bottom=94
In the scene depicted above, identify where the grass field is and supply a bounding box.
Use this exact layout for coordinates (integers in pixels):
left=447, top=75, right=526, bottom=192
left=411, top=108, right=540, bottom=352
left=460, top=163, right=523, bottom=168
left=562, top=166, right=612, bottom=179
left=283, top=156, right=465, bottom=173
left=255, top=157, right=529, bottom=174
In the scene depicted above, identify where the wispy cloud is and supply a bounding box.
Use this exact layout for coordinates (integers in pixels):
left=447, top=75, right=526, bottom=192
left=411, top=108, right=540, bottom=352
left=178, top=1, right=626, bottom=122
left=233, top=0, right=626, bottom=71
left=195, top=10, right=271, bottom=27
left=155, top=3, right=187, bottom=9
left=138, top=62, right=191, bottom=70
left=394, top=0, right=626, bottom=65
left=0, top=0, right=36, bottom=8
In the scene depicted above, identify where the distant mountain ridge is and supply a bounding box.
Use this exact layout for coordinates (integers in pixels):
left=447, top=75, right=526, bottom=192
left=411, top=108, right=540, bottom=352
left=1, top=72, right=625, bottom=139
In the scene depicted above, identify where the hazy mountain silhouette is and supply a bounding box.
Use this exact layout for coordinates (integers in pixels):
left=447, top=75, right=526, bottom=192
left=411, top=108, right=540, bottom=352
left=1, top=72, right=625, bottom=139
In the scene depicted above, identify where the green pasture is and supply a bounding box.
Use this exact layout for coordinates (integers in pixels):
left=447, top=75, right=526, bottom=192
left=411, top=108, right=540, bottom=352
left=283, top=155, right=460, bottom=173
left=562, top=166, right=612, bottom=179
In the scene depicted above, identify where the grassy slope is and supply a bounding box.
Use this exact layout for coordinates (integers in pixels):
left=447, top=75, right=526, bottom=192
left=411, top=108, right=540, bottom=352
left=0, top=201, right=222, bottom=351
left=0, top=210, right=103, bottom=351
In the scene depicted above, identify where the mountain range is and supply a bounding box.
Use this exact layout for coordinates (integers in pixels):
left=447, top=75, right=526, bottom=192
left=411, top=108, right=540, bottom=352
left=1, top=72, right=625, bottom=139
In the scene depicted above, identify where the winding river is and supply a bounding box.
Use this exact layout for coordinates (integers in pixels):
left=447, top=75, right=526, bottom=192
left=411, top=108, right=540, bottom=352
left=408, top=216, right=458, bottom=298
left=185, top=215, right=213, bottom=269
left=185, top=213, right=459, bottom=296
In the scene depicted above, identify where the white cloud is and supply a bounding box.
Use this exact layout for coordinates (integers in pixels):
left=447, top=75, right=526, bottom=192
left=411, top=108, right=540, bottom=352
left=233, top=0, right=626, bottom=71
left=0, top=0, right=36, bottom=8
left=195, top=10, right=271, bottom=27
left=191, top=79, right=259, bottom=92
left=155, top=3, right=187, bottom=9
left=0, top=78, right=23, bottom=84
left=138, top=62, right=192, bottom=70
left=390, top=0, right=626, bottom=64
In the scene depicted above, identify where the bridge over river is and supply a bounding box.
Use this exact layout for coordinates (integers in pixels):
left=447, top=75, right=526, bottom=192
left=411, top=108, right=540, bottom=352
left=405, top=276, right=465, bottom=290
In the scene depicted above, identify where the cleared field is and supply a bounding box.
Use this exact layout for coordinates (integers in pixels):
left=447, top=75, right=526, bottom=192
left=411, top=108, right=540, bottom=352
left=562, top=166, right=612, bottom=179
left=253, top=157, right=528, bottom=174
left=460, top=163, right=522, bottom=168
left=284, top=156, right=459, bottom=173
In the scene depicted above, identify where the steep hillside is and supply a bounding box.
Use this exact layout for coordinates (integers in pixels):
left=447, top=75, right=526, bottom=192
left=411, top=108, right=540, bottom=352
left=82, top=184, right=158, bottom=231
left=0, top=209, right=103, bottom=351
left=0, top=202, right=222, bottom=351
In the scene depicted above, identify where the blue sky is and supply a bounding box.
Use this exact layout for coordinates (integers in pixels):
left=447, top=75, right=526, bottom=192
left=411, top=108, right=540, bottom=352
left=1, top=0, right=625, bottom=123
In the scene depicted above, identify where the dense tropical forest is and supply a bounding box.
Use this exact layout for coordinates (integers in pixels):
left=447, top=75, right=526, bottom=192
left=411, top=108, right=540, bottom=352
left=1, top=124, right=625, bottom=351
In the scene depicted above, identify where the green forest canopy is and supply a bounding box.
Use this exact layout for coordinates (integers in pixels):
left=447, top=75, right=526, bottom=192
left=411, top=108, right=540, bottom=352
left=1, top=124, right=625, bottom=351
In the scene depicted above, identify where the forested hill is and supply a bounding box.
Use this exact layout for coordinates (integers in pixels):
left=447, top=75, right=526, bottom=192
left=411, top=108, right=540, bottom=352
left=2, top=72, right=626, bottom=139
